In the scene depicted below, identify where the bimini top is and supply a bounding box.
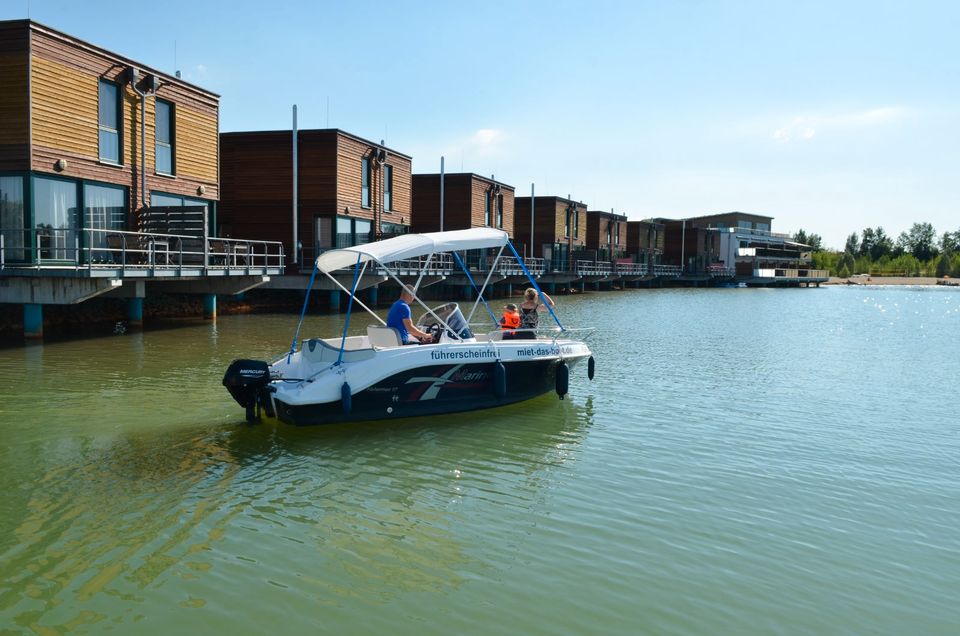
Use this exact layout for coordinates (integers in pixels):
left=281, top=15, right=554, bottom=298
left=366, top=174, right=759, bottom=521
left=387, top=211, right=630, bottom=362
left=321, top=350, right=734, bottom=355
left=316, top=227, right=510, bottom=273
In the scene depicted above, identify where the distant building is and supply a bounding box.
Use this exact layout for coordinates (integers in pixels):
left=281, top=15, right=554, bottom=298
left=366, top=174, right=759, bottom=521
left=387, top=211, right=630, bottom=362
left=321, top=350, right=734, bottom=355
left=625, top=219, right=666, bottom=267
left=412, top=173, right=514, bottom=235
left=660, top=211, right=825, bottom=284
left=513, top=195, right=588, bottom=271
left=219, top=129, right=412, bottom=269
left=585, top=210, right=628, bottom=262
left=0, top=19, right=220, bottom=264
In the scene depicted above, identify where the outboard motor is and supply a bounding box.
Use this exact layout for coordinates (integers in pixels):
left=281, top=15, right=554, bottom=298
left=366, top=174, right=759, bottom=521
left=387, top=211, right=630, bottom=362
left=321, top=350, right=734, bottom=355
left=223, top=359, right=271, bottom=423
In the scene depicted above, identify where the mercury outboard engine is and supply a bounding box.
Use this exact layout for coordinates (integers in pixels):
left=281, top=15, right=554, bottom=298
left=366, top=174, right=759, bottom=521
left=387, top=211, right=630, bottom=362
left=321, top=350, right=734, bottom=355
left=223, top=359, right=272, bottom=423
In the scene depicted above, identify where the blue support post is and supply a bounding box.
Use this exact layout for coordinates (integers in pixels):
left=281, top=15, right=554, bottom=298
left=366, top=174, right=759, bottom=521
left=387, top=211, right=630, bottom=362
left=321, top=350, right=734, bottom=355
left=128, top=298, right=144, bottom=328
left=203, top=294, right=216, bottom=320
left=329, top=290, right=340, bottom=312
left=23, top=304, right=43, bottom=340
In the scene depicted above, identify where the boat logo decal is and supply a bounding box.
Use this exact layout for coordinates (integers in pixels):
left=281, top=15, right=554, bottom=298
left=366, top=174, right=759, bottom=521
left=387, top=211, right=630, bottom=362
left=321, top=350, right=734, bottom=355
left=404, top=364, right=489, bottom=401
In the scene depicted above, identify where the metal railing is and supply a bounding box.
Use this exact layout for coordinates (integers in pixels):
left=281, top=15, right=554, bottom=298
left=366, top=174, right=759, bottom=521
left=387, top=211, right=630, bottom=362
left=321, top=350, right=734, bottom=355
left=753, top=268, right=830, bottom=279
left=707, top=264, right=736, bottom=277
left=575, top=260, right=614, bottom=276
left=0, top=227, right=284, bottom=273
left=615, top=262, right=648, bottom=276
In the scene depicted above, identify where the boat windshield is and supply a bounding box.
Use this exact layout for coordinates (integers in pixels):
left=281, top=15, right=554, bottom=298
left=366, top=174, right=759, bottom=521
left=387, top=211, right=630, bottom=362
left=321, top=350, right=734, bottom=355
left=417, top=302, right=473, bottom=339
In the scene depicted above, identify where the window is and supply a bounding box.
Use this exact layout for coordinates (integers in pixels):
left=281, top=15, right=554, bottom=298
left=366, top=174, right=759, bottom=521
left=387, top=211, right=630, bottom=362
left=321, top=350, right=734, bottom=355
left=381, top=222, right=408, bottom=238
left=34, top=176, right=79, bottom=261
left=496, top=195, right=503, bottom=228
left=0, top=176, right=26, bottom=261
left=615, top=223, right=620, bottom=245
left=155, top=99, right=174, bottom=175
left=335, top=216, right=372, bottom=248
left=98, top=80, right=120, bottom=164
left=573, top=209, right=579, bottom=238
left=361, top=158, right=371, bottom=207
left=383, top=164, right=393, bottom=211
left=607, top=223, right=612, bottom=246
left=84, top=183, right=126, bottom=256
left=485, top=191, right=492, bottom=226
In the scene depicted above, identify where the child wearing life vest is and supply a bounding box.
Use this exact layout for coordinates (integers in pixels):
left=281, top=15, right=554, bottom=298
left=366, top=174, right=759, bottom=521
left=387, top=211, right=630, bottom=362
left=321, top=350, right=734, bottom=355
left=500, top=303, right=520, bottom=330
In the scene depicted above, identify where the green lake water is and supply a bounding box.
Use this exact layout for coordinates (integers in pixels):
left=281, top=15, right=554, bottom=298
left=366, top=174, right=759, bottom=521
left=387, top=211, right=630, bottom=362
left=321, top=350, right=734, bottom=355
left=1, top=286, right=958, bottom=634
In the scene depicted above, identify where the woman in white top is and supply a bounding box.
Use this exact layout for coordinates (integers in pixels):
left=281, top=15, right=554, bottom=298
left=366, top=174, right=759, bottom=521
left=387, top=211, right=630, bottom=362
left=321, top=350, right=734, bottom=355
left=518, top=287, right=556, bottom=332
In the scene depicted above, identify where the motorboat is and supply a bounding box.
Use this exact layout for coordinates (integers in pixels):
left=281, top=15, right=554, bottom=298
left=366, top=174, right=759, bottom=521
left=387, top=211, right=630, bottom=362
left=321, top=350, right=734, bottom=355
left=223, top=228, right=594, bottom=426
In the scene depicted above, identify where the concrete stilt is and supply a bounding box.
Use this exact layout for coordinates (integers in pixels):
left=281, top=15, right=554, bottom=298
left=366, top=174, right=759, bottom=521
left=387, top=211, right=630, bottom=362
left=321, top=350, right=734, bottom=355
left=329, top=290, right=340, bottom=312
left=579, top=281, right=586, bottom=293
left=23, top=304, right=43, bottom=340
left=547, top=283, right=556, bottom=294
left=128, top=298, right=144, bottom=329
left=203, top=294, right=217, bottom=320
left=505, top=283, right=513, bottom=297
left=368, top=286, right=379, bottom=307
left=464, top=285, right=472, bottom=300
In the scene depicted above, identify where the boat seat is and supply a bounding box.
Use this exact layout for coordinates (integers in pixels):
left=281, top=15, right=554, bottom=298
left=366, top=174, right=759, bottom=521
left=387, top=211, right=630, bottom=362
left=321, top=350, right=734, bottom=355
left=367, top=325, right=402, bottom=348
left=302, top=338, right=375, bottom=364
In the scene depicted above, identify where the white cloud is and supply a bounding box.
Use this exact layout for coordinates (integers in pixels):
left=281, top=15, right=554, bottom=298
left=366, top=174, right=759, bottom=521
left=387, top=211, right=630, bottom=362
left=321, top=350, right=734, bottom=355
left=467, top=128, right=505, bottom=156
left=770, top=106, right=907, bottom=142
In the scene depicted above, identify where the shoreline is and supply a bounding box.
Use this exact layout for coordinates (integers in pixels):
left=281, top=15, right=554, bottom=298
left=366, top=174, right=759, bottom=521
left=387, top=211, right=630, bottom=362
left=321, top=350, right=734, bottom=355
left=825, top=276, right=959, bottom=286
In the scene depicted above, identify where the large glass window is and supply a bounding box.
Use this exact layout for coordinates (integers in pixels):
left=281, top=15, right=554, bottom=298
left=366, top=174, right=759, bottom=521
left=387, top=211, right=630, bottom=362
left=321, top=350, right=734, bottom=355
left=355, top=218, right=371, bottom=244
left=155, top=99, right=174, bottom=175
left=574, top=209, right=579, bottom=238
left=485, top=191, right=491, bottom=226
left=336, top=216, right=352, bottom=248
left=335, top=216, right=372, bottom=248
left=98, top=80, right=120, bottom=164
left=381, top=222, right=408, bottom=239
left=383, top=164, right=393, bottom=211
left=0, top=176, right=26, bottom=262
left=361, top=158, right=371, bottom=207
left=496, top=195, right=503, bottom=228
left=84, top=183, right=126, bottom=255
left=34, top=176, right=79, bottom=261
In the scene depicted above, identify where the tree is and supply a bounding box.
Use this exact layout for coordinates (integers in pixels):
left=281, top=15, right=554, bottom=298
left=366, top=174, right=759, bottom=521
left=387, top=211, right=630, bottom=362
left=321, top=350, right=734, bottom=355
left=871, top=227, right=893, bottom=260
left=859, top=227, right=876, bottom=258
left=793, top=229, right=823, bottom=251
left=901, top=222, right=938, bottom=261
left=941, top=231, right=959, bottom=254
left=936, top=252, right=952, bottom=278
left=844, top=232, right=859, bottom=255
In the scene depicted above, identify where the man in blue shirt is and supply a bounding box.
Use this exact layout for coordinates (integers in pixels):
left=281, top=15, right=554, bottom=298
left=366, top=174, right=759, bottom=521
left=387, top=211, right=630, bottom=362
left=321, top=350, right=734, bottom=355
left=386, top=286, right=431, bottom=344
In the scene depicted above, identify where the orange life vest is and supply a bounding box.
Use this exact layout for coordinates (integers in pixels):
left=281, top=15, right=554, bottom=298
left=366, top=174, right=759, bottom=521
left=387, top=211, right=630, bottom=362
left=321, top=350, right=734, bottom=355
left=500, top=311, right=520, bottom=329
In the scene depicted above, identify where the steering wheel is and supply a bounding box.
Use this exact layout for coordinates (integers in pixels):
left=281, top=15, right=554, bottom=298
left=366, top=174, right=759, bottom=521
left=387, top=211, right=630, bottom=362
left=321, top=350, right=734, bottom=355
left=426, top=323, right=443, bottom=343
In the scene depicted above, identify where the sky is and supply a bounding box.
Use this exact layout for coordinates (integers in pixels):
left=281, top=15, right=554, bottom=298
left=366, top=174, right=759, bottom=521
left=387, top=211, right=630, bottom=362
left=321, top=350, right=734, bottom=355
left=4, top=0, right=959, bottom=249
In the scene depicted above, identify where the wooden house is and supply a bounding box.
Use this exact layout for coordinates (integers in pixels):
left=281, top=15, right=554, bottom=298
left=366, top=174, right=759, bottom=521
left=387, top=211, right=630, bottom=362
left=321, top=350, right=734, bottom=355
left=626, top=219, right=666, bottom=266
left=513, top=195, right=587, bottom=271
left=0, top=20, right=219, bottom=263
left=586, top=210, right=628, bottom=262
left=219, top=129, right=412, bottom=268
left=411, top=173, right=514, bottom=236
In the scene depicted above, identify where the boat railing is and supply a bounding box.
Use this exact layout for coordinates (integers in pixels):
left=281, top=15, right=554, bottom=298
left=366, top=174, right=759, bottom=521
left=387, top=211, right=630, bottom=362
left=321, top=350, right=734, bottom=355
left=0, top=227, right=285, bottom=273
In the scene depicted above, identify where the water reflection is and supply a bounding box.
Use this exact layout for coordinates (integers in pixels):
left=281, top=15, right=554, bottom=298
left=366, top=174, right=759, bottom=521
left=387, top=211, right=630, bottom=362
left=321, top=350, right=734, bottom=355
left=0, top=386, right=594, bottom=630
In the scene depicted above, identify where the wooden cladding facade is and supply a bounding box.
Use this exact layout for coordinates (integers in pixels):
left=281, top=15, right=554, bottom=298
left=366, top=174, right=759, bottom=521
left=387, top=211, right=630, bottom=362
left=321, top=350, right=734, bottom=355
left=626, top=220, right=666, bottom=260
left=513, top=196, right=588, bottom=260
left=411, top=173, right=514, bottom=236
left=586, top=211, right=628, bottom=259
left=0, top=20, right=219, bottom=213
left=0, top=22, right=29, bottom=171
left=219, top=129, right=412, bottom=265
